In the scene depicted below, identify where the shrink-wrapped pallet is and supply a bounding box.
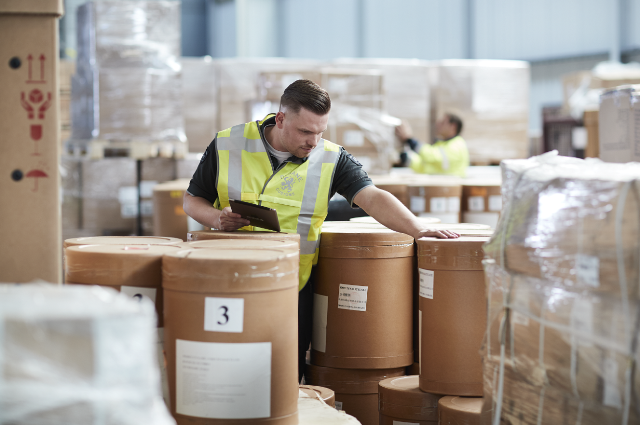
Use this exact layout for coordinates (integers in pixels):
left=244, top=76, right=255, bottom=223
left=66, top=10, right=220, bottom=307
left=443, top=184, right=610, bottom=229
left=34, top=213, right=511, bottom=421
left=482, top=152, right=640, bottom=424
left=0, top=284, right=174, bottom=425
left=70, top=1, right=185, bottom=146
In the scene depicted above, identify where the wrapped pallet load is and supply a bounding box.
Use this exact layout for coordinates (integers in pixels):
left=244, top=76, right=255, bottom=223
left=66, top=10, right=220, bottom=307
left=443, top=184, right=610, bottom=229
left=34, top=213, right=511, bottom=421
left=162, top=247, right=300, bottom=424
left=481, top=152, right=640, bottom=424
left=0, top=284, right=173, bottom=424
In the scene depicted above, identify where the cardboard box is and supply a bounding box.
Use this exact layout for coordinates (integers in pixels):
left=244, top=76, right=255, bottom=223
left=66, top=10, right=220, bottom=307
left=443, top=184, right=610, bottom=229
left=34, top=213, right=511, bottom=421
left=417, top=237, right=489, bottom=396
left=584, top=109, right=599, bottom=158
left=182, top=57, right=218, bottom=153
left=320, top=68, right=384, bottom=110
left=0, top=0, right=63, bottom=283
left=258, top=70, right=322, bottom=102
left=598, top=86, right=640, bottom=163
left=162, top=248, right=299, bottom=422
left=312, top=228, right=414, bottom=369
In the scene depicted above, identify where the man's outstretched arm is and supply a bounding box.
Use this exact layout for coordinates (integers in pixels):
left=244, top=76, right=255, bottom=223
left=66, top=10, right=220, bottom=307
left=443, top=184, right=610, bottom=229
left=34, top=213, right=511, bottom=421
left=353, top=186, right=459, bottom=240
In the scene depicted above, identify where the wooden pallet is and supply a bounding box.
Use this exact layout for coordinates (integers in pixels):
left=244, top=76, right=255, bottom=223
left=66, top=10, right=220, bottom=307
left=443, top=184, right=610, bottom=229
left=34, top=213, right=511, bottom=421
left=64, top=139, right=188, bottom=160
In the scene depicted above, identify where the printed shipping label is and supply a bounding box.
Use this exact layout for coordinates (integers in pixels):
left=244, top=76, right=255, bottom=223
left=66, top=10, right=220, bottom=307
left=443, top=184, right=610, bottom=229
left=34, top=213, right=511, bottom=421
left=603, top=356, right=622, bottom=408
left=312, top=294, right=328, bottom=352
left=338, top=284, right=368, bottom=311
left=448, top=197, right=460, bottom=213
left=204, top=297, right=244, bottom=333
left=120, top=286, right=157, bottom=304
left=488, top=195, right=503, bottom=212
left=429, top=197, right=447, bottom=213
left=419, top=269, right=434, bottom=299
left=335, top=401, right=343, bottom=411
left=576, top=254, right=600, bottom=287
left=410, top=196, right=426, bottom=213
left=176, top=339, right=271, bottom=419
left=468, top=196, right=485, bottom=212
left=571, top=298, right=593, bottom=347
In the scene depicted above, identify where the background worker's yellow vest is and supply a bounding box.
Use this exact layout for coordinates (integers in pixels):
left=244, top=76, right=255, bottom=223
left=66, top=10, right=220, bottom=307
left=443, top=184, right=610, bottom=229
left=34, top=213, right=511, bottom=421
left=215, top=115, right=340, bottom=290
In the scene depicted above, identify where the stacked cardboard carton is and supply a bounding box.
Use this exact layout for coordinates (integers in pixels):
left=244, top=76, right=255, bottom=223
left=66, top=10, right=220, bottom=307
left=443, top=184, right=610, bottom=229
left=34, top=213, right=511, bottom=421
left=429, top=60, right=530, bottom=164
left=181, top=57, right=217, bottom=154
left=59, top=59, right=75, bottom=145
left=70, top=1, right=186, bottom=151
left=481, top=152, right=640, bottom=424
left=598, top=85, right=640, bottom=163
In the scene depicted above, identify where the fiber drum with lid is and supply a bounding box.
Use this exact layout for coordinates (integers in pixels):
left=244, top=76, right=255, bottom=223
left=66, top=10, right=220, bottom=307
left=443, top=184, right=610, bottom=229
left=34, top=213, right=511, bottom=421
left=461, top=180, right=501, bottom=228
left=407, top=177, right=463, bottom=223
left=64, top=244, right=181, bottom=327
left=152, top=179, right=191, bottom=240
left=312, top=228, right=414, bottom=369
left=438, top=396, right=482, bottom=425
left=299, top=385, right=336, bottom=408
left=187, top=230, right=301, bottom=247
left=64, top=235, right=183, bottom=249
left=305, top=362, right=405, bottom=425
left=378, top=375, right=441, bottom=425
left=417, top=237, right=489, bottom=396
left=162, top=248, right=299, bottom=425
left=183, top=238, right=299, bottom=254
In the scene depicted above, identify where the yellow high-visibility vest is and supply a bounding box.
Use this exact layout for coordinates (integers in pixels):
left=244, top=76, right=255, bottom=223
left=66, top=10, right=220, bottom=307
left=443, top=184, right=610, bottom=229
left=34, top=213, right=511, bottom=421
left=409, top=135, right=469, bottom=177
left=215, top=114, right=341, bottom=290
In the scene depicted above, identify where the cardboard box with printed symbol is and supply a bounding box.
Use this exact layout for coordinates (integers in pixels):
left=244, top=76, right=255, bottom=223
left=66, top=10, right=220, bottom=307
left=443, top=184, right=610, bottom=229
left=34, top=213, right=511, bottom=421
left=0, top=0, right=63, bottom=283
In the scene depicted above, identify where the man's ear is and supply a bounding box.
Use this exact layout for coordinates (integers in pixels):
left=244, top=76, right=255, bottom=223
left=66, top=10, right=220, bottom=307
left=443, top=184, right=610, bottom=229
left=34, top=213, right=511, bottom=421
left=275, top=111, right=285, bottom=129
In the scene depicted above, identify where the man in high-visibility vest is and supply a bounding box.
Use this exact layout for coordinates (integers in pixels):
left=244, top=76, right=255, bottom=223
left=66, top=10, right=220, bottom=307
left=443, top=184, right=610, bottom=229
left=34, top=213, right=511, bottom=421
left=397, top=113, right=469, bottom=177
left=184, top=80, right=459, bottom=382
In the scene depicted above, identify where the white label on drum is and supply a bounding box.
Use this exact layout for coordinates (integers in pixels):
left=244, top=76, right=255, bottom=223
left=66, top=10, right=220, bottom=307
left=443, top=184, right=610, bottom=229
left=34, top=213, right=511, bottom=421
left=176, top=339, right=271, bottom=419
left=393, top=421, right=419, bottom=425
left=603, top=356, right=622, bottom=408
left=312, top=294, right=328, bottom=352
left=120, top=286, right=157, bottom=304
left=338, top=284, right=368, bottom=311
left=204, top=297, right=244, bottom=333
left=429, top=197, right=447, bottom=213
left=448, top=197, right=460, bottom=212
left=335, top=401, right=343, bottom=411
left=488, top=195, right=503, bottom=212
left=468, top=196, right=485, bottom=212
left=419, top=269, right=434, bottom=299
left=576, top=254, right=600, bottom=287
left=410, top=196, right=426, bottom=213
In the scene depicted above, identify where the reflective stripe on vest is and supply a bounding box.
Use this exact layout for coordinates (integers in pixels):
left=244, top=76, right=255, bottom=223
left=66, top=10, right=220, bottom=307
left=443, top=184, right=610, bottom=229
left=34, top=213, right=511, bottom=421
left=216, top=115, right=340, bottom=290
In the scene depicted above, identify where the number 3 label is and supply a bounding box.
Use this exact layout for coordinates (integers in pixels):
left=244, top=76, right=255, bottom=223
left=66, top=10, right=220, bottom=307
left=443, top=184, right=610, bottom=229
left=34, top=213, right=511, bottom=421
left=204, top=297, right=244, bottom=333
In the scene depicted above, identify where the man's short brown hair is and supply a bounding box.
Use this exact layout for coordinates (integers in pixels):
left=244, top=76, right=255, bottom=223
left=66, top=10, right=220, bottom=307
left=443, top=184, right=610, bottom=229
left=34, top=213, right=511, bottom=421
left=280, top=79, right=331, bottom=116
left=446, top=113, right=463, bottom=136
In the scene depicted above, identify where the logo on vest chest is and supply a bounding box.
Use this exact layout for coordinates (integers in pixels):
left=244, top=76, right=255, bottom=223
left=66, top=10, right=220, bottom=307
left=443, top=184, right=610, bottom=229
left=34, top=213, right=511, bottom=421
left=276, top=172, right=304, bottom=197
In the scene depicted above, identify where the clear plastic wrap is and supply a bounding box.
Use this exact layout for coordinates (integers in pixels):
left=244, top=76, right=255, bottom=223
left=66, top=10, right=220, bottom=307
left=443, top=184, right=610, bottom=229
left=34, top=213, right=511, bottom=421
left=71, top=1, right=185, bottom=145
left=430, top=60, right=530, bottom=164
left=0, top=284, right=174, bottom=425
left=181, top=57, right=218, bottom=153
left=482, top=152, right=640, bottom=424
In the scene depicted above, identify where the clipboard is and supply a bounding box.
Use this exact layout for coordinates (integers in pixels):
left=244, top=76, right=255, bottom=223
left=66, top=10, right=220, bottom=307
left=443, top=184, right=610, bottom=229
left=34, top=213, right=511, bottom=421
left=229, top=199, right=281, bottom=232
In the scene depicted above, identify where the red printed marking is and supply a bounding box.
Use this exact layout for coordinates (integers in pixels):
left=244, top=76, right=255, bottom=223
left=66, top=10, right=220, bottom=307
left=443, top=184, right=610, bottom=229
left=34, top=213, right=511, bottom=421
left=26, top=169, right=48, bottom=192
left=26, top=54, right=46, bottom=84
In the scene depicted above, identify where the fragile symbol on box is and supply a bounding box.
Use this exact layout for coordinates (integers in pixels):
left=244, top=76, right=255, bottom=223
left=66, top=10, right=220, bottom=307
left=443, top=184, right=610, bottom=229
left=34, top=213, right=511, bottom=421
left=338, top=284, right=368, bottom=311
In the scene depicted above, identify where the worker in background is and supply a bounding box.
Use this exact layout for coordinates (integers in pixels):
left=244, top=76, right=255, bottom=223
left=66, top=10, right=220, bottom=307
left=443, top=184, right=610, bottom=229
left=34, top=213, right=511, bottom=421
left=183, top=80, right=460, bottom=383
left=396, top=113, right=469, bottom=177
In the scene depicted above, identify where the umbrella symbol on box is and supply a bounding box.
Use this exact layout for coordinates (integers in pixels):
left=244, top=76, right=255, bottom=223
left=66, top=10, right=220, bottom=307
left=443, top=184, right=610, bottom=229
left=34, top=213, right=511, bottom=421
left=26, top=169, right=47, bottom=192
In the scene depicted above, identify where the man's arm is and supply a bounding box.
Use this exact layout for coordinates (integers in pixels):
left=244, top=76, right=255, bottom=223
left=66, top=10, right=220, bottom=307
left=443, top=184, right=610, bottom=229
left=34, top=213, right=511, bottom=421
left=183, top=193, right=249, bottom=231
left=353, top=186, right=459, bottom=239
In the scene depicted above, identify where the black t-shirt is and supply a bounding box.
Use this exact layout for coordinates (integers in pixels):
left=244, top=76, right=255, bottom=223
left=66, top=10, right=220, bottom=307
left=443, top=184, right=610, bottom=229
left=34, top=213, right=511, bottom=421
left=187, top=116, right=373, bottom=207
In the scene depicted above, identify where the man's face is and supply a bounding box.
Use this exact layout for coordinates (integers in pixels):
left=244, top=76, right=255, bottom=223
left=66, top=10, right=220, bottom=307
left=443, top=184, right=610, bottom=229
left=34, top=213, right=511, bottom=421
left=276, top=108, right=329, bottom=158
left=436, top=115, right=456, bottom=140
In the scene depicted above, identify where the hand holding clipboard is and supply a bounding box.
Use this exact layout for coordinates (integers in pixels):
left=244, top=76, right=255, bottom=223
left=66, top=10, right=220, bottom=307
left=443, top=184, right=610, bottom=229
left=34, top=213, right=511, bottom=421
left=229, top=200, right=281, bottom=232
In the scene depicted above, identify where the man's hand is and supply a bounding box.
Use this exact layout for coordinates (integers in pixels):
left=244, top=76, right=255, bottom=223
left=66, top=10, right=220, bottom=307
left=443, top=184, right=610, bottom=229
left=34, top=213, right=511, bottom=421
left=216, top=206, right=250, bottom=231
left=415, top=228, right=460, bottom=240
left=395, top=121, right=413, bottom=141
